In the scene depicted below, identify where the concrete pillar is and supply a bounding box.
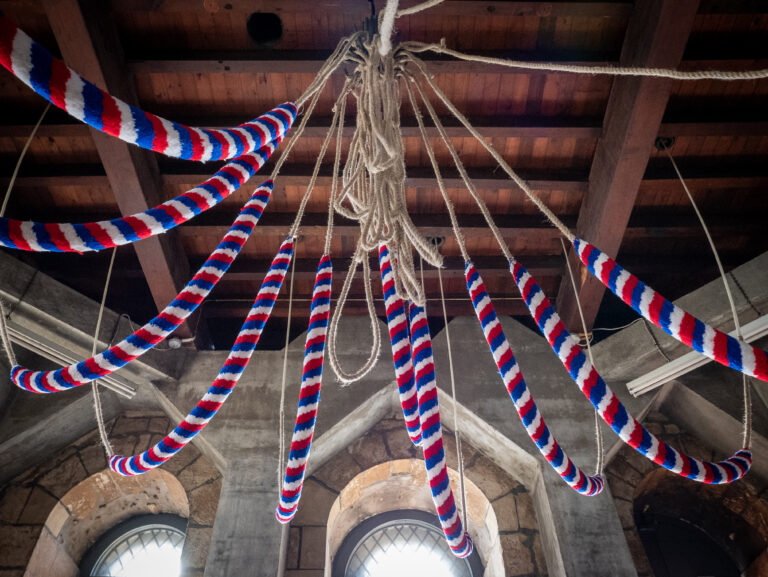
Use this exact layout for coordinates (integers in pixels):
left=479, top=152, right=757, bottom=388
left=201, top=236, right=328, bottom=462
left=533, top=466, right=638, bottom=577
left=204, top=457, right=284, bottom=577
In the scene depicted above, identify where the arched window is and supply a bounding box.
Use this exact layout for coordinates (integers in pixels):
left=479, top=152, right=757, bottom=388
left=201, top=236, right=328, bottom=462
left=79, top=514, right=187, bottom=577
left=332, top=510, right=483, bottom=577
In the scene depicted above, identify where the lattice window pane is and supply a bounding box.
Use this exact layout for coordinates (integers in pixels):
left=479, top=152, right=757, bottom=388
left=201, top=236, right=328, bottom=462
left=345, top=519, right=473, bottom=577
left=90, top=524, right=186, bottom=577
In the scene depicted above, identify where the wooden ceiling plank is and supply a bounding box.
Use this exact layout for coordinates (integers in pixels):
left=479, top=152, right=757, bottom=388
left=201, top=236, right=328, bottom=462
left=555, top=0, right=701, bottom=331
left=41, top=0, right=200, bottom=341
left=108, top=1, right=634, bottom=18
left=4, top=118, right=768, bottom=141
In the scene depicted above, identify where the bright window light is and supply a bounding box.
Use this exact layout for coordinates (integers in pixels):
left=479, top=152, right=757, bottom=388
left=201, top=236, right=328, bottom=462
left=345, top=519, right=473, bottom=577
left=90, top=524, right=185, bottom=577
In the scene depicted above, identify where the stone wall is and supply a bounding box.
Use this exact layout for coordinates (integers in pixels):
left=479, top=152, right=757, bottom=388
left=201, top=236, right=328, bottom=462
left=604, top=410, right=768, bottom=577
left=0, top=411, right=222, bottom=577
left=284, top=412, right=547, bottom=577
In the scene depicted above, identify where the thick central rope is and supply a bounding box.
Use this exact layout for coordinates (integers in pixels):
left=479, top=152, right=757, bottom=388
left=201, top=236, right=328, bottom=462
left=334, top=36, right=441, bottom=306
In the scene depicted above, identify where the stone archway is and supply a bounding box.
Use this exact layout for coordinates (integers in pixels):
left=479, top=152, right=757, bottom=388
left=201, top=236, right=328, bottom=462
left=0, top=411, right=223, bottom=577
left=325, top=458, right=504, bottom=576
left=605, top=410, right=768, bottom=577
left=283, top=412, right=547, bottom=576
left=25, top=468, right=189, bottom=577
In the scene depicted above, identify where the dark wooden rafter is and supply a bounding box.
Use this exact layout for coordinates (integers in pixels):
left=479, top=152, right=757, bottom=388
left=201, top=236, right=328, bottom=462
left=41, top=0, right=203, bottom=342
left=555, top=0, right=701, bottom=332
left=106, top=0, right=768, bottom=17
left=125, top=51, right=768, bottom=77
left=5, top=116, right=768, bottom=140
left=111, top=1, right=635, bottom=18
left=5, top=157, right=768, bottom=192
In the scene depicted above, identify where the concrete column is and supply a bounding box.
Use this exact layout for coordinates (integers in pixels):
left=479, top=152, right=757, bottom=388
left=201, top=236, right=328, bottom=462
left=204, top=457, right=284, bottom=577
left=533, top=466, right=638, bottom=577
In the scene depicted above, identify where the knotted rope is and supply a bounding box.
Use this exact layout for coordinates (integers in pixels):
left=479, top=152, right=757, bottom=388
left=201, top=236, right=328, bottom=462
left=333, top=36, right=441, bottom=307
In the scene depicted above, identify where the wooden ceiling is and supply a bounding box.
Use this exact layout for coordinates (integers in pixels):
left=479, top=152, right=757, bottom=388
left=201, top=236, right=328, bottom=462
left=1, top=0, right=767, bottom=349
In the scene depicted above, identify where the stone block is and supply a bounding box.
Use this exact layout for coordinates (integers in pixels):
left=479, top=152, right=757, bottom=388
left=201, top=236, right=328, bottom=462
left=607, top=476, right=636, bottom=502
left=514, top=492, right=537, bottom=531
left=348, top=434, right=389, bottom=470
left=0, top=486, right=31, bottom=524
left=442, top=434, right=477, bottom=472
left=148, top=417, right=171, bottom=434
left=45, top=502, right=70, bottom=538
left=188, top=479, right=222, bottom=526
left=464, top=483, right=489, bottom=527
left=483, top=542, right=505, bottom=577
left=178, top=457, right=218, bottom=491
left=384, top=428, right=419, bottom=460
left=389, top=459, right=411, bottom=477
left=285, top=571, right=323, bottom=577
left=38, top=456, right=88, bottom=499
left=0, top=525, right=41, bottom=567
left=313, top=450, right=361, bottom=493
left=18, top=488, right=58, bottom=525
left=162, top=445, right=201, bottom=476
left=532, top=534, right=548, bottom=576
left=79, top=444, right=108, bottom=477
left=110, top=416, right=149, bottom=435
left=293, top=479, right=337, bottom=526
left=466, top=455, right=520, bottom=501
left=361, top=463, right=390, bottom=489
left=484, top=502, right=499, bottom=548
left=339, top=477, right=363, bottom=512
left=491, top=492, right=518, bottom=532
left=299, top=526, right=326, bottom=569
left=23, top=527, right=58, bottom=577
left=287, top=527, right=301, bottom=569
left=500, top=533, right=534, bottom=577
left=181, top=526, right=213, bottom=570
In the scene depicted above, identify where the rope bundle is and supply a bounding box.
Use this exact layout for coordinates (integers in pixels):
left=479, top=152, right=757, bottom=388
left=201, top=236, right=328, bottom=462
left=276, top=255, right=333, bottom=523
left=11, top=182, right=273, bottom=393
left=510, top=258, right=753, bottom=484
left=332, top=37, right=440, bottom=307
left=573, top=239, right=768, bottom=384
left=0, top=12, right=296, bottom=162
left=110, top=238, right=294, bottom=476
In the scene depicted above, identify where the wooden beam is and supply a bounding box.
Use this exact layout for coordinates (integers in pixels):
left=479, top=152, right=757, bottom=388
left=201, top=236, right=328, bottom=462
left=555, top=0, right=701, bottom=331
left=109, top=1, right=634, bottom=18
left=6, top=116, right=768, bottom=140
left=127, top=49, right=618, bottom=76
left=6, top=158, right=768, bottom=192
left=201, top=298, right=531, bottom=319
left=41, top=0, right=200, bottom=341
left=0, top=115, right=604, bottom=140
